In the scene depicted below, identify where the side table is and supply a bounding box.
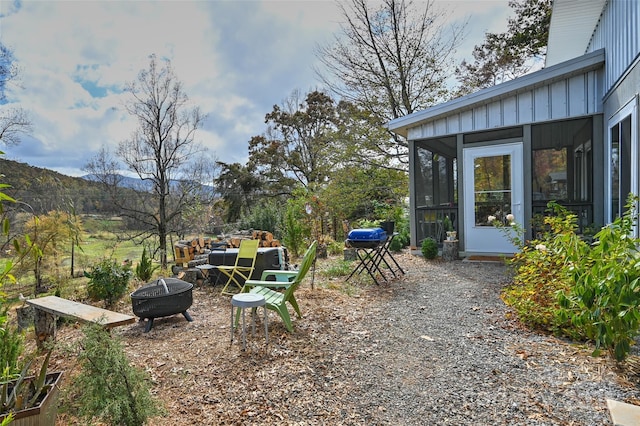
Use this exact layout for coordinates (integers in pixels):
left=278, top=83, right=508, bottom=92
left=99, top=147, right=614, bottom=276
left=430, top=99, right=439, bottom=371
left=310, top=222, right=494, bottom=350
left=231, top=293, right=268, bottom=350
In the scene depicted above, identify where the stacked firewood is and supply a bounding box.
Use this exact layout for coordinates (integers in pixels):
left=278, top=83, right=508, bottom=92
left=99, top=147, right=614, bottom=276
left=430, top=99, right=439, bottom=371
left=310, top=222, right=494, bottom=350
left=173, top=230, right=281, bottom=264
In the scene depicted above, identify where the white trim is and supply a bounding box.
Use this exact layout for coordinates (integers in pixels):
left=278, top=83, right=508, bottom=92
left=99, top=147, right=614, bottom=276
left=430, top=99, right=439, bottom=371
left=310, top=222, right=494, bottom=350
left=462, top=142, right=524, bottom=254
left=605, top=95, right=639, bottom=223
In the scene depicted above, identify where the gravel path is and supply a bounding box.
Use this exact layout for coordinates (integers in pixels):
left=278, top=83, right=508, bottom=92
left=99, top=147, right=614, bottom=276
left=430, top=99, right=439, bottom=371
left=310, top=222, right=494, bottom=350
left=333, top=258, right=640, bottom=425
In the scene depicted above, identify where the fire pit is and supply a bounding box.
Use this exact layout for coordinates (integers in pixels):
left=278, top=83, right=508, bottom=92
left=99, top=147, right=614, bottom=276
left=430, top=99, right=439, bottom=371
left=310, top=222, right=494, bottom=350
left=131, top=278, right=194, bottom=332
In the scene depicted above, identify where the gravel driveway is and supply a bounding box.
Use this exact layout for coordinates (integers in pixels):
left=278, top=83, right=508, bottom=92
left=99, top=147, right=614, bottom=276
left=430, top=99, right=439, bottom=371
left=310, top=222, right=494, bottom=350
left=333, top=258, right=640, bottom=425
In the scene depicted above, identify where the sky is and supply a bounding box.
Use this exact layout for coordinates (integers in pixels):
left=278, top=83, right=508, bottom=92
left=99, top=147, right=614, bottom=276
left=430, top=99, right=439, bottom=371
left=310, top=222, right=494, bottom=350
left=0, top=0, right=511, bottom=178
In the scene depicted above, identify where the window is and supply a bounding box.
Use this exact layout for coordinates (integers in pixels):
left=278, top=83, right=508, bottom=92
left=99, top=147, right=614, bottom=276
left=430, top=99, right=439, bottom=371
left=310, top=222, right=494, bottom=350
left=531, top=118, right=593, bottom=204
left=607, top=97, right=638, bottom=223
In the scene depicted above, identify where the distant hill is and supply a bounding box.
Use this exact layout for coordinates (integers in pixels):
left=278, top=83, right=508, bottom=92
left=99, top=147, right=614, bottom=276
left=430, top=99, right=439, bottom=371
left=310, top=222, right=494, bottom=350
left=1, top=158, right=214, bottom=215
left=0, top=158, right=117, bottom=215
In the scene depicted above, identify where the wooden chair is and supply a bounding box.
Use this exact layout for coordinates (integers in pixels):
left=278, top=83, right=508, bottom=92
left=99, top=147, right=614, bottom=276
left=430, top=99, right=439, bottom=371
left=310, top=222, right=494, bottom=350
left=239, top=241, right=317, bottom=332
left=215, top=239, right=260, bottom=295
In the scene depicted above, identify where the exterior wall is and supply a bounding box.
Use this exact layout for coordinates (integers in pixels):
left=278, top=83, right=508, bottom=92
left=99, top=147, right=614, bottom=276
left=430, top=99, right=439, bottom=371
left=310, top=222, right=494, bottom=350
left=588, top=0, right=640, bottom=94
left=603, top=59, right=640, bottom=123
left=406, top=70, right=602, bottom=140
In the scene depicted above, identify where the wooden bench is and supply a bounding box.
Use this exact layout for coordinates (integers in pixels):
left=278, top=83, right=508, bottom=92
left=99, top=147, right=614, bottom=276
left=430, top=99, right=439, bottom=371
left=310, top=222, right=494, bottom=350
left=27, top=296, right=136, bottom=348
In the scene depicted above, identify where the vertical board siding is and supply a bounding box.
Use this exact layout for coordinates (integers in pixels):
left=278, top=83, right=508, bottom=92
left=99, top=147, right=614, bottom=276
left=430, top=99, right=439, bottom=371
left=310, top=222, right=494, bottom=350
left=407, top=69, right=599, bottom=139
left=588, top=0, right=640, bottom=92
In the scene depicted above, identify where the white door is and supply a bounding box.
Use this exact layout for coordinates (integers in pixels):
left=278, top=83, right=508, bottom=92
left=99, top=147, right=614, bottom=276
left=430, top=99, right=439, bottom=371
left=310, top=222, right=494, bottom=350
left=463, top=143, right=524, bottom=254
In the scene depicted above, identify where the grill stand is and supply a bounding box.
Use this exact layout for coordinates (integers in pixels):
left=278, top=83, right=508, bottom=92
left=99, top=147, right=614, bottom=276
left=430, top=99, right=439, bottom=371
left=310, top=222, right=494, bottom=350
left=346, top=233, right=405, bottom=285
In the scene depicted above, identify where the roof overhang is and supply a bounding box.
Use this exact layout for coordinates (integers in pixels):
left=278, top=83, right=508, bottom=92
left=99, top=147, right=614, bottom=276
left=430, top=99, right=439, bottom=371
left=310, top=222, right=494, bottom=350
left=387, top=49, right=605, bottom=139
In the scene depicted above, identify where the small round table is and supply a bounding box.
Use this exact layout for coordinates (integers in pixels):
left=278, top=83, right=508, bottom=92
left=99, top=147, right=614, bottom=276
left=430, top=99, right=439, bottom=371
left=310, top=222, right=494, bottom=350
left=230, top=293, right=268, bottom=350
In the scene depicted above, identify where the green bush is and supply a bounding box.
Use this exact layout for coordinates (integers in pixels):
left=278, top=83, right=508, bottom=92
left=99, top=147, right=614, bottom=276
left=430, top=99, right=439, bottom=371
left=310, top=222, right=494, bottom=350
left=421, top=238, right=438, bottom=259
left=0, top=305, right=24, bottom=376
left=558, top=197, right=640, bottom=361
left=134, top=247, right=159, bottom=282
left=64, top=323, right=163, bottom=426
left=502, top=198, right=640, bottom=362
left=501, top=204, right=587, bottom=335
left=85, top=259, right=133, bottom=307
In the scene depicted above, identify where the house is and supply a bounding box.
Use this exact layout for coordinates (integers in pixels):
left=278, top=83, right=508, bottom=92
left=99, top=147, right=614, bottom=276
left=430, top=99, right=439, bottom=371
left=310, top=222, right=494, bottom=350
left=387, top=0, right=639, bottom=256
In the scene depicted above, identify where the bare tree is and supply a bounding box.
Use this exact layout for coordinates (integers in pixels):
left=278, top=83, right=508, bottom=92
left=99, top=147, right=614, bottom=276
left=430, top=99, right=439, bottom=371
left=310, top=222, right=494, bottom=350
left=85, top=55, right=213, bottom=268
left=0, top=44, right=31, bottom=146
left=315, top=0, right=465, bottom=162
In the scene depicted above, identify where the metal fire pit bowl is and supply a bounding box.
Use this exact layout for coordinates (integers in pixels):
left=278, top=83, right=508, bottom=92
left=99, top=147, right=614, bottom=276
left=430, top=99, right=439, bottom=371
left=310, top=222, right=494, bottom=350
left=131, top=278, right=194, bottom=332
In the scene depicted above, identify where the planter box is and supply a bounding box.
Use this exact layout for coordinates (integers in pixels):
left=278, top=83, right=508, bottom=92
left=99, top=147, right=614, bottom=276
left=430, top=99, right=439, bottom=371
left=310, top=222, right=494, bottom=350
left=0, top=371, right=63, bottom=426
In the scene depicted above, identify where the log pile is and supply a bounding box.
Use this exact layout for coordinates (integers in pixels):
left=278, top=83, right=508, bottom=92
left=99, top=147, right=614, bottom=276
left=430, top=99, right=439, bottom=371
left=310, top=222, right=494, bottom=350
left=173, top=230, right=281, bottom=265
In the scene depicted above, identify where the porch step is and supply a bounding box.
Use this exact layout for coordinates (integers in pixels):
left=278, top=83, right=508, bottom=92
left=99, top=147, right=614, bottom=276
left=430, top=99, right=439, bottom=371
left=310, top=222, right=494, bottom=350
left=607, top=399, right=640, bottom=425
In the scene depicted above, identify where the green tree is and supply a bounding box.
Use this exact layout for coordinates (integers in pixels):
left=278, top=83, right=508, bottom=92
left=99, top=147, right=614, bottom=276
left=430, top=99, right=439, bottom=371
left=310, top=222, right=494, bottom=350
left=214, top=162, right=263, bottom=223
left=248, top=90, right=341, bottom=192
left=455, top=0, right=552, bottom=95
left=22, top=210, right=76, bottom=294
left=84, top=55, right=215, bottom=268
left=66, top=323, right=163, bottom=425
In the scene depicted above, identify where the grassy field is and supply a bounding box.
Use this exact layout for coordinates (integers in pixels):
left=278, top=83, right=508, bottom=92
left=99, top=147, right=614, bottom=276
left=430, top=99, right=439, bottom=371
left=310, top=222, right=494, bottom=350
left=2, top=217, right=152, bottom=302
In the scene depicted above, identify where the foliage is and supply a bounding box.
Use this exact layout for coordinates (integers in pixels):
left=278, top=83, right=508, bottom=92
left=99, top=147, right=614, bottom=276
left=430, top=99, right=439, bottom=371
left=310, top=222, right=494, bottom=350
left=0, top=306, right=24, bottom=378
left=282, top=203, right=307, bottom=258
left=327, top=240, right=344, bottom=256
left=21, top=210, right=76, bottom=294
left=500, top=203, right=587, bottom=334
left=389, top=218, right=410, bottom=252
left=421, top=238, right=438, bottom=259
left=84, top=55, right=215, bottom=268
left=557, top=197, right=640, bottom=361
left=455, top=0, right=552, bottom=94
left=64, top=323, right=163, bottom=426
left=214, top=162, right=263, bottom=223
left=134, top=247, right=159, bottom=282
left=238, top=200, right=284, bottom=238
left=84, top=258, right=132, bottom=307
left=247, top=90, right=341, bottom=192
left=501, top=198, right=640, bottom=362
left=320, top=260, right=353, bottom=279
left=1, top=350, right=54, bottom=415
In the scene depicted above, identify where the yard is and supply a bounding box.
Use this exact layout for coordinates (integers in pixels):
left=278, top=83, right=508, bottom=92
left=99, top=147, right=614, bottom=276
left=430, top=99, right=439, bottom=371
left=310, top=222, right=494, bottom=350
left=14, top=251, right=638, bottom=425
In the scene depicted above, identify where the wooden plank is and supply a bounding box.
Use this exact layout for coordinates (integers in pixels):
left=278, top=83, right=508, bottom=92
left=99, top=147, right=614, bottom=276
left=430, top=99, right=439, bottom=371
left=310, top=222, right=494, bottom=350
left=27, top=296, right=135, bottom=328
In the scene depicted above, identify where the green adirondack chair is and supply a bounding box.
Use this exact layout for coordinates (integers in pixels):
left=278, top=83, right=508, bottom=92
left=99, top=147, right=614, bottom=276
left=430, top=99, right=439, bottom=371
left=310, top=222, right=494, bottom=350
left=239, top=241, right=317, bottom=332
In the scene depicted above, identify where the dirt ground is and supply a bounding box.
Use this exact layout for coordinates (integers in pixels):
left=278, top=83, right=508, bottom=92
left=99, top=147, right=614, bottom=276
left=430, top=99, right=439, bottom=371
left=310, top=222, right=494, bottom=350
left=33, top=253, right=402, bottom=425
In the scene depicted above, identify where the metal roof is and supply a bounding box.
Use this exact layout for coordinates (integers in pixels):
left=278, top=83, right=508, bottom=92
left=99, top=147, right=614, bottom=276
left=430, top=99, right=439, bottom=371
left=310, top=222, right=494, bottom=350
left=545, top=0, right=607, bottom=66
left=387, top=49, right=605, bottom=138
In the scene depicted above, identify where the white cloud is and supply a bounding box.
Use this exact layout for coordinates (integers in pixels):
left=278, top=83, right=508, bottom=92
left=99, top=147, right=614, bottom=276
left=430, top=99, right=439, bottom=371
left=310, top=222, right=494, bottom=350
left=0, top=0, right=513, bottom=177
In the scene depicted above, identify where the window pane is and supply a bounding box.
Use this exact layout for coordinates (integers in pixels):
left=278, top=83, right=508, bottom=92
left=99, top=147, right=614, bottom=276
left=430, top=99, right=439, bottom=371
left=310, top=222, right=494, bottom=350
left=474, top=154, right=511, bottom=226
left=532, top=149, right=567, bottom=201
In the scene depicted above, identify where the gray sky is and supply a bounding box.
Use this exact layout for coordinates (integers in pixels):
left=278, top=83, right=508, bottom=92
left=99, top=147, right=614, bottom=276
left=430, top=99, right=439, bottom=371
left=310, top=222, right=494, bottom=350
left=0, top=0, right=511, bottom=177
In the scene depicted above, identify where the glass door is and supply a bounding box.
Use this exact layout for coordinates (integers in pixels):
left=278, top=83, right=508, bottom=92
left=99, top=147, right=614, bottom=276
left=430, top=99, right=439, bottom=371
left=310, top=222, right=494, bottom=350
left=463, top=143, right=524, bottom=253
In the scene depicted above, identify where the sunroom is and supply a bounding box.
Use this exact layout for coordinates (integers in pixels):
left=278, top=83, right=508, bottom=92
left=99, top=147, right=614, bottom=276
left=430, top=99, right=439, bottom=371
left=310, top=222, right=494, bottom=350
left=388, top=50, right=606, bottom=256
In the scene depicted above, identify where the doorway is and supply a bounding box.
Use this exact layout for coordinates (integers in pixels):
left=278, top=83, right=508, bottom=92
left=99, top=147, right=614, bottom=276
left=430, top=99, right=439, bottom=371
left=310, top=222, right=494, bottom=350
left=463, top=142, right=524, bottom=253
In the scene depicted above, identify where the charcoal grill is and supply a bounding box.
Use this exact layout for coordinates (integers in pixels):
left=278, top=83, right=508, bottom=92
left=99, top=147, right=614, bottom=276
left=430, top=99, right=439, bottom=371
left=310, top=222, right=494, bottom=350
left=346, top=228, right=404, bottom=285
left=131, top=278, right=193, bottom=332
left=346, top=228, right=387, bottom=248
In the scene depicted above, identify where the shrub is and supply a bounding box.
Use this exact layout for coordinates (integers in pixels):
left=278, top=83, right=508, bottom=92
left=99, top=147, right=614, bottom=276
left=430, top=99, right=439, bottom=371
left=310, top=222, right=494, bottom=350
left=558, top=197, right=640, bottom=361
left=85, top=259, right=133, bottom=307
left=64, top=323, right=163, bottom=426
left=501, top=203, right=587, bottom=335
left=421, top=238, right=438, bottom=259
left=134, top=247, right=159, bottom=282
